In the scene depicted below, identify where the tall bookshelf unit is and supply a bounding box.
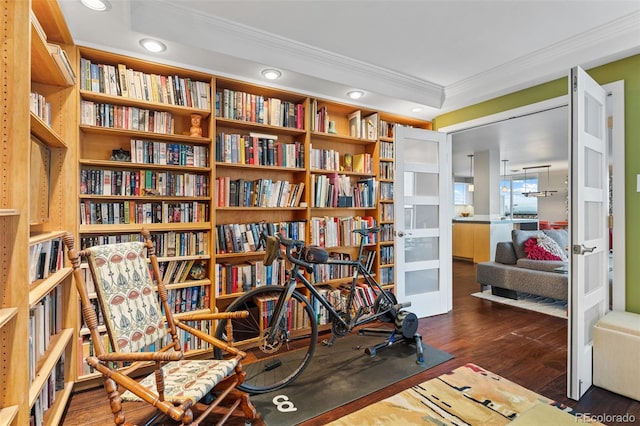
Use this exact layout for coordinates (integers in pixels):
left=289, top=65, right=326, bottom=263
left=2, top=0, right=77, bottom=424
left=75, top=47, right=217, bottom=384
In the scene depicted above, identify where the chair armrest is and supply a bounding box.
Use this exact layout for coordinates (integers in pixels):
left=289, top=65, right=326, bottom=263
left=174, top=318, right=247, bottom=359
left=173, top=311, right=249, bottom=322
left=97, top=351, right=183, bottom=363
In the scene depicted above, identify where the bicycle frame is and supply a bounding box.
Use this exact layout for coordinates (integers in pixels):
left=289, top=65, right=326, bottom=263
left=264, top=230, right=396, bottom=342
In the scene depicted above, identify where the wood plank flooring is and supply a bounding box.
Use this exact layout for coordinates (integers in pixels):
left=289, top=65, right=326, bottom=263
left=62, top=260, right=639, bottom=425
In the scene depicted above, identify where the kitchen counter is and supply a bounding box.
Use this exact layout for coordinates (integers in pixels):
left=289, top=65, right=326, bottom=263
left=452, top=215, right=538, bottom=225
left=452, top=217, right=538, bottom=262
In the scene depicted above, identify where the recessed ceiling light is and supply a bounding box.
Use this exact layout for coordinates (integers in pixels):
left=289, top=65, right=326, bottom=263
left=139, top=38, right=166, bottom=53
left=261, top=69, right=282, bottom=80
left=347, top=90, right=364, bottom=100
left=81, top=0, right=111, bottom=11
left=411, top=107, right=423, bottom=113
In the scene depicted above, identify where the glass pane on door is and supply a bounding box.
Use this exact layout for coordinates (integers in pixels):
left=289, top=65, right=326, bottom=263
left=404, top=236, right=438, bottom=262
left=405, top=269, right=439, bottom=295
left=403, top=139, right=438, bottom=164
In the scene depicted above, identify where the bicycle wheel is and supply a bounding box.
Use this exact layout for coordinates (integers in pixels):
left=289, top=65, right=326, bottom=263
left=213, top=286, right=318, bottom=394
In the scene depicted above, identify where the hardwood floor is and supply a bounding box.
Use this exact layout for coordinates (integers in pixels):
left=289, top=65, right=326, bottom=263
left=62, top=260, right=639, bottom=425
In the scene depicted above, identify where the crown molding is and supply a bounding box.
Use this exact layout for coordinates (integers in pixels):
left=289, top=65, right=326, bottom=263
left=442, top=11, right=640, bottom=112
left=131, top=0, right=445, bottom=108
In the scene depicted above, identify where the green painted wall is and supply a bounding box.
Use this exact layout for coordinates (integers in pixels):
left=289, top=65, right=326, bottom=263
left=433, top=54, right=640, bottom=313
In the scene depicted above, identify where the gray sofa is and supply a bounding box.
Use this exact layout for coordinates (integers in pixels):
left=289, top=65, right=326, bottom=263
left=476, top=229, right=569, bottom=301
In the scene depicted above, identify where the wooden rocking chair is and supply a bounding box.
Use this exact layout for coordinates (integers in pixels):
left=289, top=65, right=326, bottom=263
left=63, top=229, right=256, bottom=425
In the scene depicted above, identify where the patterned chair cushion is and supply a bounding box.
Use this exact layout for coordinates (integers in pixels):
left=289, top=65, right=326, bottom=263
left=88, top=241, right=167, bottom=353
left=120, top=359, right=240, bottom=404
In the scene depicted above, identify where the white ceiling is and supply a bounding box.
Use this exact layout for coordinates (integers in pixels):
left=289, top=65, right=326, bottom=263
left=58, top=0, right=640, bottom=174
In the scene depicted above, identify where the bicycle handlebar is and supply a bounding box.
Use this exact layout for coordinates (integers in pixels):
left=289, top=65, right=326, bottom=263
left=260, top=225, right=381, bottom=273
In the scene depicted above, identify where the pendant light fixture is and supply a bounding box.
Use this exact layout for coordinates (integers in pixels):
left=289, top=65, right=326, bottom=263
left=502, top=159, right=509, bottom=192
left=522, top=165, right=558, bottom=197
left=467, top=154, right=475, bottom=192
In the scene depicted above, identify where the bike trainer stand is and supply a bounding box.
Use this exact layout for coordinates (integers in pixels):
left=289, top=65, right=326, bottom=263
left=357, top=310, right=425, bottom=365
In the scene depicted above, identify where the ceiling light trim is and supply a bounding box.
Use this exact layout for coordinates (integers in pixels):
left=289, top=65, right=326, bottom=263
left=443, top=11, right=640, bottom=112
left=130, top=0, right=445, bottom=108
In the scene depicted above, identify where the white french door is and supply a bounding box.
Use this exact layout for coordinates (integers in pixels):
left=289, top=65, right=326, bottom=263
left=394, top=126, right=452, bottom=318
left=568, top=66, right=609, bottom=400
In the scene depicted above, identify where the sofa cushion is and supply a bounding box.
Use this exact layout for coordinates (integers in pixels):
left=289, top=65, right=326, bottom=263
left=542, top=229, right=569, bottom=253
left=512, top=229, right=568, bottom=259
left=516, top=258, right=567, bottom=272
left=512, top=230, right=541, bottom=259
left=495, top=242, right=517, bottom=265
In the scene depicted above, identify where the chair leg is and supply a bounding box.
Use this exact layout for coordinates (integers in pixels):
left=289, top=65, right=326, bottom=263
left=230, top=389, right=257, bottom=423
left=104, top=378, right=127, bottom=425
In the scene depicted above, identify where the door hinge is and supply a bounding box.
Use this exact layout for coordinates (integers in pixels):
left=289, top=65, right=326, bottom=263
left=573, top=75, right=578, bottom=92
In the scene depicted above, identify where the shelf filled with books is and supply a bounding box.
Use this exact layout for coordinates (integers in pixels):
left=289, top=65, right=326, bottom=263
left=213, top=78, right=310, bottom=309
left=74, top=47, right=216, bottom=384
left=306, top=99, right=381, bottom=289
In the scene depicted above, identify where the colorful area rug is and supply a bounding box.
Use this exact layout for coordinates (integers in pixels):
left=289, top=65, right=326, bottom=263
left=472, top=289, right=567, bottom=318
left=329, top=363, right=599, bottom=425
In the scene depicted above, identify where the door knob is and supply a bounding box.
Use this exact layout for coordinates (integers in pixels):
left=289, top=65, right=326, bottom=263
left=572, top=244, right=596, bottom=255
left=397, top=231, right=405, bottom=237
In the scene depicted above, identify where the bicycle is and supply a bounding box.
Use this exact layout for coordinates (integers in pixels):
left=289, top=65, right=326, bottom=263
left=214, top=226, right=421, bottom=394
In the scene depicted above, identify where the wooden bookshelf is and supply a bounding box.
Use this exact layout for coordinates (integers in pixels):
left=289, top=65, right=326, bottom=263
left=1, top=0, right=77, bottom=424
left=75, top=47, right=216, bottom=382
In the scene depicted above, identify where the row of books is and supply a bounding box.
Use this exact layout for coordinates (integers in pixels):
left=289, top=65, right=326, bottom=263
left=381, top=203, right=394, bottom=222
left=159, top=260, right=208, bottom=286
left=215, top=133, right=304, bottom=168
left=30, top=356, right=65, bottom=426
left=347, top=110, right=378, bottom=140
left=380, top=141, right=394, bottom=159
left=379, top=266, right=394, bottom=285
left=379, top=120, right=396, bottom=139
left=380, top=245, right=395, bottom=265
left=47, top=42, right=76, bottom=86
left=309, top=146, right=372, bottom=174
left=79, top=200, right=209, bottom=225
left=310, top=103, right=330, bottom=133
left=215, top=176, right=305, bottom=208
left=79, top=231, right=209, bottom=257
left=380, top=224, right=394, bottom=242
left=309, top=283, right=382, bottom=325
left=215, top=220, right=306, bottom=255
left=310, top=286, right=343, bottom=325
left=162, top=284, right=211, bottom=314
left=253, top=293, right=311, bottom=331
left=309, top=216, right=377, bottom=248
left=311, top=251, right=355, bottom=283
left=380, top=182, right=394, bottom=201
left=215, top=258, right=287, bottom=296
left=79, top=58, right=211, bottom=109
left=30, top=91, right=51, bottom=126
left=80, top=100, right=175, bottom=135
left=311, top=175, right=376, bottom=208
left=28, top=286, right=64, bottom=382
left=28, top=237, right=64, bottom=284
left=309, top=146, right=341, bottom=171
left=130, top=139, right=209, bottom=167
left=80, top=168, right=210, bottom=197
left=216, top=89, right=304, bottom=129
left=379, top=160, right=395, bottom=180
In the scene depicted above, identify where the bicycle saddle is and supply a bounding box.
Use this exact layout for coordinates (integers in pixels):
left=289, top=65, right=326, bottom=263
left=264, top=235, right=280, bottom=266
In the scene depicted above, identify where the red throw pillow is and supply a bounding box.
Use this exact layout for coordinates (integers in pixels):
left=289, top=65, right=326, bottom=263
left=524, top=237, right=562, bottom=261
